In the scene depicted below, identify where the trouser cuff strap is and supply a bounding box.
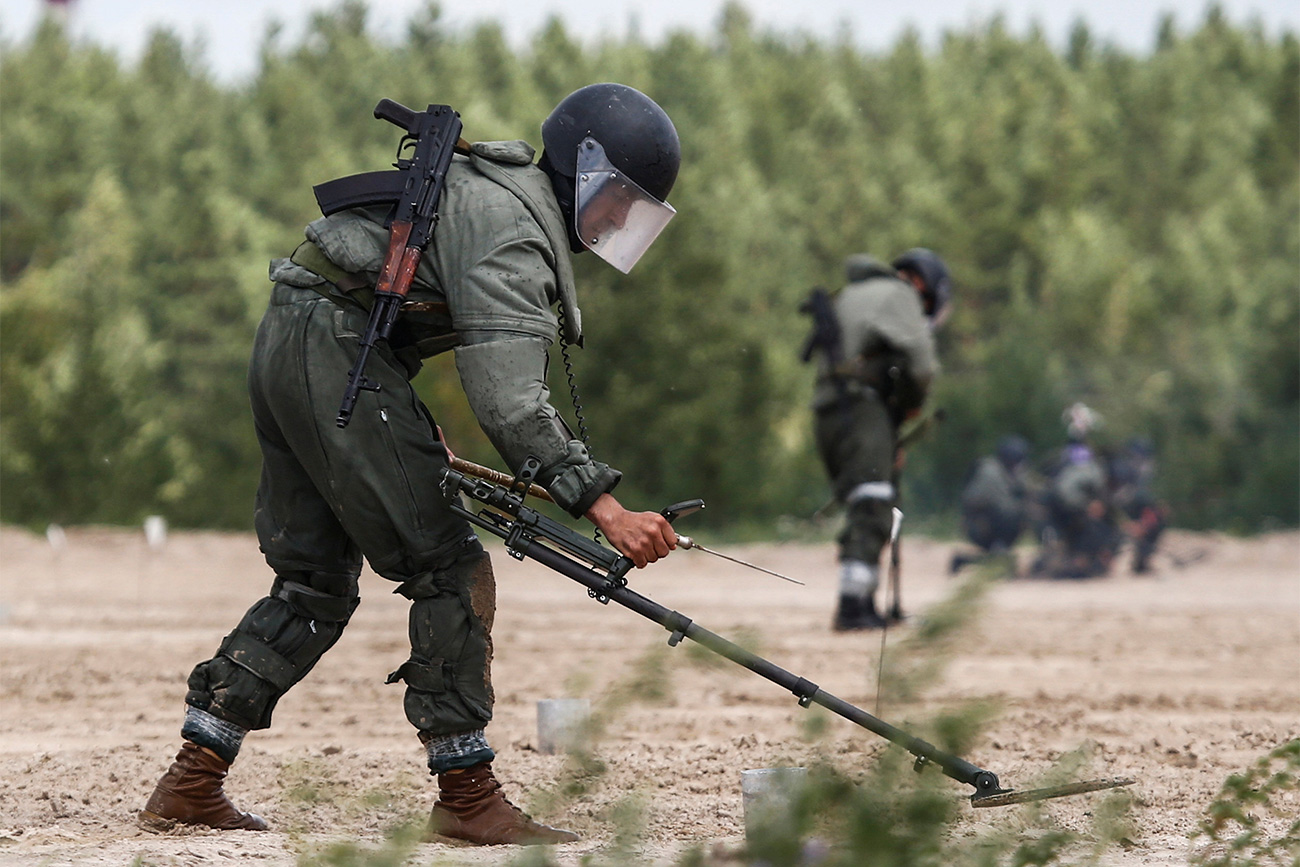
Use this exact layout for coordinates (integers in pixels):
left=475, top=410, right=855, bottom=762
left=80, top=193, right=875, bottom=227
left=182, top=705, right=249, bottom=763
left=421, top=729, right=495, bottom=773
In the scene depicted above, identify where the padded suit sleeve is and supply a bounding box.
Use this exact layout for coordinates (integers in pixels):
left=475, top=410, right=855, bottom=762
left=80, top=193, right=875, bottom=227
left=454, top=335, right=620, bottom=517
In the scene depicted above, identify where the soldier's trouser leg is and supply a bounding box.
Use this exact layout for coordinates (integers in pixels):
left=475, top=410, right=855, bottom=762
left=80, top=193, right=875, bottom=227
left=964, top=512, right=996, bottom=552
left=389, top=550, right=498, bottom=772
left=976, top=512, right=1024, bottom=553
left=1132, top=505, right=1166, bottom=573
left=185, top=291, right=491, bottom=758
left=183, top=567, right=362, bottom=754
left=814, top=396, right=896, bottom=588
left=815, top=395, right=896, bottom=628
left=183, top=408, right=367, bottom=752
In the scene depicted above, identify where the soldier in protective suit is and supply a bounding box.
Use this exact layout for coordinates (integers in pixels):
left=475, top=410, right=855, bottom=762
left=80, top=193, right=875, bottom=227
left=1110, top=436, right=1168, bottom=574
left=950, top=434, right=1031, bottom=574
left=805, top=250, right=945, bottom=630
left=1031, top=405, right=1118, bottom=579
left=139, top=84, right=683, bottom=846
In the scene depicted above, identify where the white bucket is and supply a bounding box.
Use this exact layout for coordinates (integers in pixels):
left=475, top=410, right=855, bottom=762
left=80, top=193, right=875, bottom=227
left=144, top=515, right=168, bottom=549
left=740, top=767, right=808, bottom=841
left=536, top=698, right=590, bottom=754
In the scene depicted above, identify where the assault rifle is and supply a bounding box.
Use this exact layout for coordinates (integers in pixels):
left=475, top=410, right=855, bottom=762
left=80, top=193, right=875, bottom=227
left=324, top=100, right=463, bottom=428
left=438, top=458, right=1133, bottom=807
left=798, top=286, right=842, bottom=367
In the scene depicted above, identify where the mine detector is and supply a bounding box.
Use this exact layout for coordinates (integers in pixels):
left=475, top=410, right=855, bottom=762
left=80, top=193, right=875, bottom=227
left=439, top=457, right=1134, bottom=808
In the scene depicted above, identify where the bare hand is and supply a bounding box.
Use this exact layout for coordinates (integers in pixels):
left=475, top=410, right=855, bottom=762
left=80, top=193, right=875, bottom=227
left=585, top=493, right=676, bottom=568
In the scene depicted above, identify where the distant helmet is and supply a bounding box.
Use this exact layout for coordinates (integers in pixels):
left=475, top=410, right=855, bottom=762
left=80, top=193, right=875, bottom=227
left=995, top=435, right=1030, bottom=469
left=891, top=248, right=951, bottom=320
left=1125, top=436, right=1155, bottom=458
left=1063, top=402, right=1102, bottom=442
left=540, top=83, right=681, bottom=273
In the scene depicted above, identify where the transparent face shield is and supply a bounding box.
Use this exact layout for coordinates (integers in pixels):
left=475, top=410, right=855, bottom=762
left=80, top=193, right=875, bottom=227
left=574, top=137, right=676, bottom=274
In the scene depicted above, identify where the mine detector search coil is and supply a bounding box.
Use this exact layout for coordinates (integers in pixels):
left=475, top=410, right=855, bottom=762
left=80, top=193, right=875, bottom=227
left=319, top=99, right=464, bottom=428
left=438, top=459, right=1134, bottom=807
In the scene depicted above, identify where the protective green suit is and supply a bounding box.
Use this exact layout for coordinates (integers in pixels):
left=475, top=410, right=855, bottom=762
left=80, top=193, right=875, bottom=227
left=183, top=141, right=618, bottom=770
left=960, top=455, right=1027, bottom=551
left=1031, top=443, right=1118, bottom=579
left=812, top=256, right=936, bottom=628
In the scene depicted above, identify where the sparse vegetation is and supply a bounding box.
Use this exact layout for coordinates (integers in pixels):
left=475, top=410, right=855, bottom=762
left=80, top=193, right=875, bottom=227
left=519, top=569, right=1135, bottom=865
left=1191, top=739, right=1300, bottom=867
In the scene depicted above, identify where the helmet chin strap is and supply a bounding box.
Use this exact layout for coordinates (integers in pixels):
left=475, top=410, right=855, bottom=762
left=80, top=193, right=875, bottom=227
left=538, top=150, right=586, bottom=254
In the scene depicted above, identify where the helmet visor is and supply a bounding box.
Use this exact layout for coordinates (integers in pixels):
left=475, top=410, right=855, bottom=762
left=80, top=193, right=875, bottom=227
left=575, top=137, right=676, bottom=274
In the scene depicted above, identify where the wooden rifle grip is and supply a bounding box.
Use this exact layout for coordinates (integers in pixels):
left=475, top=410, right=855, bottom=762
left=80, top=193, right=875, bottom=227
left=375, top=221, right=415, bottom=297
left=393, top=246, right=423, bottom=296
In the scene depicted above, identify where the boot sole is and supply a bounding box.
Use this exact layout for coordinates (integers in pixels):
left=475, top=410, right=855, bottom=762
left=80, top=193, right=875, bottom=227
left=425, top=830, right=477, bottom=846
left=137, top=811, right=178, bottom=834
left=137, top=809, right=269, bottom=833
left=427, top=824, right=580, bottom=846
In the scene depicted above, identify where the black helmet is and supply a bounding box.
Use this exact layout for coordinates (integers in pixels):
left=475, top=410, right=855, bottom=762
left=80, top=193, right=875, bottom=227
left=542, top=83, right=680, bottom=201
left=540, top=83, right=681, bottom=273
left=995, top=435, right=1030, bottom=469
left=891, top=248, right=951, bottom=320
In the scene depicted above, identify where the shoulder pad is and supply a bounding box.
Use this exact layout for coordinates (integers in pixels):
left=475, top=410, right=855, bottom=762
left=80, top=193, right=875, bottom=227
left=469, top=140, right=536, bottom=166
left=845, top=254, right=897, bottom=283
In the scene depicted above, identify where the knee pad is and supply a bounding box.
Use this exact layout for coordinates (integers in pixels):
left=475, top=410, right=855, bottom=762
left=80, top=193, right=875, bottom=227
left=271, top=570, right=361, bottom=624
left=185, top=570, right=360, bottom=729
left=387, top=551, right=496, bottom=736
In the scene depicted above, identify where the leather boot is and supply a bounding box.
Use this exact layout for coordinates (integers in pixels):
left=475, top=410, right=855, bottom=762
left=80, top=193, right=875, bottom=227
left=138, top=741, right=268, bottom=832
left=428, top=762, right=578, bottom=845
left=832, top=594, right=886, bottom=631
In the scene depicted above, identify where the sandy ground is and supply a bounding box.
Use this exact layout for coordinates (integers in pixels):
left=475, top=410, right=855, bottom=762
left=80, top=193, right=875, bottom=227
left=0, top=522, right=1297, bottom=866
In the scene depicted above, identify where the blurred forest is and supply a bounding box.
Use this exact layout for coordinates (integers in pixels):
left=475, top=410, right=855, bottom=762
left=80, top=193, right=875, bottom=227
left=1, top=1, right=1297, bottom=534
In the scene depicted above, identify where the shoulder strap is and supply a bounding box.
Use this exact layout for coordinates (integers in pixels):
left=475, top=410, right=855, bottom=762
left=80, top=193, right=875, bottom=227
left=291, top=240, right=372, bottom=294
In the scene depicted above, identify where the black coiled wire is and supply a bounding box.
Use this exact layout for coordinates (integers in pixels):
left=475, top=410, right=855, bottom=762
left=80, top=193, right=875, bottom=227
left=556, top=305, right=602, bottom=544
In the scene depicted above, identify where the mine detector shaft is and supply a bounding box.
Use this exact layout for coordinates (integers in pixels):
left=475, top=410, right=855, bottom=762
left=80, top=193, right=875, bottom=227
left=440, top=459, right=1133, bottom=808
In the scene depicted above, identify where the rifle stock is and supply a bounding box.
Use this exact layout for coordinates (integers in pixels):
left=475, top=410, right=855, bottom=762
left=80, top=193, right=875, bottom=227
left=448, top=456, right=554, bottom=502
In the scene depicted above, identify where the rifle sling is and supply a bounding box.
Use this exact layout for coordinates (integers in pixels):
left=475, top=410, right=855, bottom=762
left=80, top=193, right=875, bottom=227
left=290, top=240, right=449, bottom=317
left=291, top=239, right=372, bottom=298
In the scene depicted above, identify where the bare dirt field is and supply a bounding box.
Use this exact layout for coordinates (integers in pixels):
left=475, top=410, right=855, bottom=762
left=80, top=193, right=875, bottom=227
left=1, top=523, right=1296, bottom=866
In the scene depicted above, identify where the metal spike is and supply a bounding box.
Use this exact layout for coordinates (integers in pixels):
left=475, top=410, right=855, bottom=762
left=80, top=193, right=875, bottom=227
left=676, top=536, right=805, bottom=585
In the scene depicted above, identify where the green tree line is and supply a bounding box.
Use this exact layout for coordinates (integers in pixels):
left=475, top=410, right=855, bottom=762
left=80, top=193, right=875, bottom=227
left=2, top=2, right=1296, bottom=532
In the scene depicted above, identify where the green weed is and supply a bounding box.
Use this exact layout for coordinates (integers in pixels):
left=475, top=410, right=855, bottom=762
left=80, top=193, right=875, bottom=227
left=1191, top=739, right=1300, bottom=867
left=294, top=817, right=424, bottom=867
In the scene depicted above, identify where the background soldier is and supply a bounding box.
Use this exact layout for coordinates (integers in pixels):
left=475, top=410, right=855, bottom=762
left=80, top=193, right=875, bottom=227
left=804, top=249, right=947, bottom=630
left=1032, top=404, right=1119, bottom=579
left=951, top=434, right=1030, bottom=574
left=1110, top=436, right=1169, bottom=574
left=139, top=83, right=683, bottom=846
